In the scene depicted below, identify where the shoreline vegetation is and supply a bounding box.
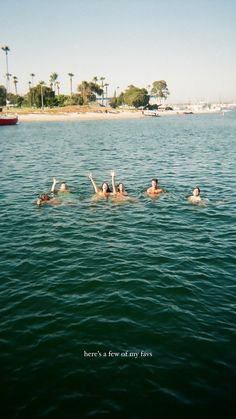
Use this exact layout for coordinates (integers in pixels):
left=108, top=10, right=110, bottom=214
left=1, top=104, right=226, bottom=123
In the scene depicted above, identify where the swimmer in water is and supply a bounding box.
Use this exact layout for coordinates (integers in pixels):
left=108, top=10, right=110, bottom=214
left=88, top=173, right=111, bottom=198
left=187, top=186, right=202, bottom=204
left=111, top=171, right=128, bottom=197
left=147, top=178, right=165, bottom=196
left=36, top=193, right=60, bottom=206
left=51, top=178, right=69, bottom=194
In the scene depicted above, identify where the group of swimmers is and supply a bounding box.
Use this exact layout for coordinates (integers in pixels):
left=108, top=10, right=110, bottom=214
left=36, top=173, right=202, bottom=206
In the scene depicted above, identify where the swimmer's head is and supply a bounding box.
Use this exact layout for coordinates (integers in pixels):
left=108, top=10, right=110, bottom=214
left=118, top=183, right=125, bottom=193
left=151, top=178, right=158, bottom=187
left=102, top=182, right=111, bottom=193
left=40, top=193, right=50, bottom=201
left=193, top=187, right=200, bottom=197
left=37, top=193, right=50, bottom=206
left=60, top=182, right=68, bottom=192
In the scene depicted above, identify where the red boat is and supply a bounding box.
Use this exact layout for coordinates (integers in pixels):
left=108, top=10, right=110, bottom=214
left=0, top=114, right=18, bottom=126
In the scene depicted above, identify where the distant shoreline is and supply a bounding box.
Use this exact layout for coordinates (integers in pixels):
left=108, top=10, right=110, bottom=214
left=1, top=106, right=224, bottom=123
left=18, top=110, right=143, bottom=122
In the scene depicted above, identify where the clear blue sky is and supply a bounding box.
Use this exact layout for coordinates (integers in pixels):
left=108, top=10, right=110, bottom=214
left=1, top=0, right=236, bottom=102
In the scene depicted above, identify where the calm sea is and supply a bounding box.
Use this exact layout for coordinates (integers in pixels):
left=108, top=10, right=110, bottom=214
left=0, top=111, right=235, bottom=419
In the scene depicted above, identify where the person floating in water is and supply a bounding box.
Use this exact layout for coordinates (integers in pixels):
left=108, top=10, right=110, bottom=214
left=36, top=193, right=60, bottom=206
left=187, top=186, right=202, bottom=204
left=88, top=173, right=111, bottom=198
left=51, top=178, right=69, bottom=194
left=111, top=171, right=128, bottom=197
left=147, top=178, right=165, bottom=196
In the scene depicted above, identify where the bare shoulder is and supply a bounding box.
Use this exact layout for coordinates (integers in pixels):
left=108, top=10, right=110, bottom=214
left=188, top=196, right=202, bottom=204
left=147, top=188, right=163, bottom=195
left=48, top=197, right=60, bottom=205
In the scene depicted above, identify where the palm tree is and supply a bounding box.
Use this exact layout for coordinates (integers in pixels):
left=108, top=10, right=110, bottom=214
left=1, top=46, right=10, bottom=94
left=6, top=73, right=12, bottom=93
left=50, top=72, right=58, bottom=92
left=68, top=73, right=74, bottom=96
left=39, top=81, right=45, bottom=109
left=30, top=73, right=35, bottom=87
left=28, top=81, right=32, bottom=106
left=55, top=81, right=60, bottom=96
left=30, top=73, right=35, bottom=106
left=104, top=83, right=109, bottom=106
left=13, top=76, right=18, bottom=95
left=100, top=76, right=105, bottom=105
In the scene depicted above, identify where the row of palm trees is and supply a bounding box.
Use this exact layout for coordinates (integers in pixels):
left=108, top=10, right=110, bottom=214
left=1, top=46, right=108, bottom=98
left=1, top=46, right=19, bottom=95
left=0, top=50, right=75, bottom=97
left=1, top=45, right=117, bottom=109
left=0, top=46, right=70, bottom=96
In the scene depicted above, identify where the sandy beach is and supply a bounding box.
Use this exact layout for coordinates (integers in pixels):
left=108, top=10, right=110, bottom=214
left=1, top=105, right=222, bottom=123
left=17, top=110, right=144, bottom=122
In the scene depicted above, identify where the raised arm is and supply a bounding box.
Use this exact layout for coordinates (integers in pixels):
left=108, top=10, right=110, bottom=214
left=51, top=178, right=58, bottom=193
left=89, top=173, right=100, bottom=194
left=111, top=171, right=117, bottom=195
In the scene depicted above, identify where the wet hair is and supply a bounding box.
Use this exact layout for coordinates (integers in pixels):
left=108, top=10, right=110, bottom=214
left=117, top=183, right=125, bottom=192
left=60, top=182, right=68, bottom=190
left=40, top=193, right=50, bottom=201
left=101, top=182, right=111, bottom=193
left=152, top=178, right=158, bottom=184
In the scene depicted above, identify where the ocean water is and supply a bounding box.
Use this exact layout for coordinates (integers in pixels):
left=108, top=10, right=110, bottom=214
left=0, top=111, right=235, bottom=419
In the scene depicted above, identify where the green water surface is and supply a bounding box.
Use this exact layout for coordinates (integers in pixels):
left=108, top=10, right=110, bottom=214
left=0, top=112, right=235, bottom=418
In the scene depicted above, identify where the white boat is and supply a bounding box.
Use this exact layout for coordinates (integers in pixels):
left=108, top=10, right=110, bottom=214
left=143, top=110, right=159, bottom=117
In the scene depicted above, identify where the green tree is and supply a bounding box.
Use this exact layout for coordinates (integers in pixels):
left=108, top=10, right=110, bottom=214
left=7, top=93, right=24, bottom=107
left=30, top=73, right=36, bottom=105
left=151, top=80, right=169, bottom=103
left=63, top=94, right=83, bottom=106
left=110, top=90, right=118, bottom=108
left=110, top=89, right=122, bottom=108
left=50, top=72, right=58, bottom=92
left=89, top=81, right=103, bottom=97
left=13, top=76, right=18, bottom=95
left=55, top=81, right=60, bottom=95
left=110, top=92, right=125, bottom=108
left=56, top=94, right=69, bottom=106
left=77, top=80, right=103, bottom=105
left=39, top=81, right=45, bottom=108
left=24, top=82, right=56, bottom=108
left=100, top=76, right=105, bottom=105
left=123, top=85, right=149, bottom=108
left=0, top=85, right=7, bottom=106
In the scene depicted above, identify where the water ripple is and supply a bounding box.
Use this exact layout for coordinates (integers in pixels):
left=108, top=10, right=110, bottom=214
left=1, top=114, right=236, bottom=417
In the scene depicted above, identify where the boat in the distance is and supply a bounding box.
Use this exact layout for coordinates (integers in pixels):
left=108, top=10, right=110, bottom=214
left=143, top=110, right=160, bottom=117
left=0, top=114, right=18, bottom=126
